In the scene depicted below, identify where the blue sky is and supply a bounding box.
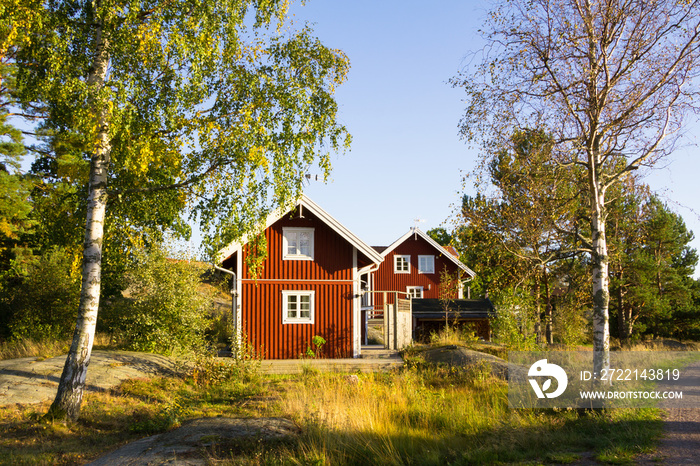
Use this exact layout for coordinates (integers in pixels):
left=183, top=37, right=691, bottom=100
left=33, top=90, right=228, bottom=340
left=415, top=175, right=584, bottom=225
left=286, top=0, right=488, bottom=248
left=277, top=0, right=700, bottom=272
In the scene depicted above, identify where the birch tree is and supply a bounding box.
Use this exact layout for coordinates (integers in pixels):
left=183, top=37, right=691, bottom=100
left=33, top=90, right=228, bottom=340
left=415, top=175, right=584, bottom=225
left=8, top=0, right=349, bottom=420
left=455, top=0, right=700, bottom=374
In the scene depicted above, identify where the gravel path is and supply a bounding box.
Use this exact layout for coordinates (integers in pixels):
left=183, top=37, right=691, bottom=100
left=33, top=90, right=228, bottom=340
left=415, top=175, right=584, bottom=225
left=637, top=359, right=700, bottom=465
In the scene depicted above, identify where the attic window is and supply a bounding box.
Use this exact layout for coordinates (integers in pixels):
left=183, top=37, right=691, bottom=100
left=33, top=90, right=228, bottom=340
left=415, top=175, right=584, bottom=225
left=394, top=255, right=410, bottom=274
left=283, top=227, right=314, bottom=260
left=418, top=255, right=435, bottom=274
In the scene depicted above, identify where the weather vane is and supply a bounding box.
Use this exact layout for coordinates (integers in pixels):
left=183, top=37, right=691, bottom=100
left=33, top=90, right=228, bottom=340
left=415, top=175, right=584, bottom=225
left=413, top=218, right=425, bottom=238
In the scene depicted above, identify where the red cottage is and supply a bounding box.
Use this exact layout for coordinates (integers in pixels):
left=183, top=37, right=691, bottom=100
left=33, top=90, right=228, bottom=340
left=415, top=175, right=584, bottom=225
left=369, top=228, right=494, bottom=341
left=217, top=196, right=383, bottom=359
left=372, top=227, right=476, bottom=303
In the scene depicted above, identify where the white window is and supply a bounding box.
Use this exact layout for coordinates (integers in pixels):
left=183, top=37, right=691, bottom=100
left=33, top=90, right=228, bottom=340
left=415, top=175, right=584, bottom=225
left=418, top=255, right=435, bottom=274
left=283, top=227, right=314, bottom=260
left=407, top=286, right=423, bottom=299
left=394, top=255, right=410, bottom=273
left=282, top=290, right=315, bottom=324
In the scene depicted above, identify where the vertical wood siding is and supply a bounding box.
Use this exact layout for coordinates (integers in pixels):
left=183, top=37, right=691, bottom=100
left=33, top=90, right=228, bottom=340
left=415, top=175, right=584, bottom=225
left=374, top=234, right=462, bottom=308
left=241, top=282, right=353, bottom=359
left=239, top=209, right=355, bottom=359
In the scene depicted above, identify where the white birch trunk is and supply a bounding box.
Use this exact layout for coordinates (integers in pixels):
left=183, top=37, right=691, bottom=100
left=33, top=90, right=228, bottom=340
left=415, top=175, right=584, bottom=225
left=47, top=21, right=110, bottom=421
left=591, top=187, right=610, bottom=377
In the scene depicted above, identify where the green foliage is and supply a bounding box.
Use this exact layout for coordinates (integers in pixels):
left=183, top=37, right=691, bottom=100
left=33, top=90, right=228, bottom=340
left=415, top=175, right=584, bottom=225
left=552, top=301, right=589, bottom=347
left=455, top=127, right=698, bottom=346
left=491, top=290, right=539, bottom=351
left=0, top=247, right=81, bottom=341
left=426, top=227, right=452, bottom=246
left=303, top=335, right=327, bottom=359
left=311, top=335, right=326, bottom=358
left=11, top=0, right=351, bottom=259
left=607, top=191, right=699, bottom=341
left=105, top=248, right=214, bottom=355
left=0, top=62, right=34, bottom=256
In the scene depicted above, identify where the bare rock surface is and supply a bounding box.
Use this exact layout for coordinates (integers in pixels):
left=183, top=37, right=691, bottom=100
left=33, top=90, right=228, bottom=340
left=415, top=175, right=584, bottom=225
left=0, top=350, right=184, bottom=406
left=417, top=345, right=528, bottom=380
left=87, top=417, right=299, bottom=466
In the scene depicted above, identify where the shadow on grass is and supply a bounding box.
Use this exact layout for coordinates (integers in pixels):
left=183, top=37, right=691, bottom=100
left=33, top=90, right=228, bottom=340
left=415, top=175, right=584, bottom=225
left=0, top=375, right=267, bottom=465
left=203, top=409, right=663, bottom=465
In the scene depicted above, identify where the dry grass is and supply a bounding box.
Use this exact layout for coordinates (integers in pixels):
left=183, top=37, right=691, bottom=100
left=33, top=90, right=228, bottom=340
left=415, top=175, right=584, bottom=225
left=0, top=334, right=114, bottom=361
left=0, top=367, right=266, bottom=465
left=222, top=364, right=662, bottom=465
left=0, top=339, right=71, bottom=361
left=0, top=339, right=666, bottom=465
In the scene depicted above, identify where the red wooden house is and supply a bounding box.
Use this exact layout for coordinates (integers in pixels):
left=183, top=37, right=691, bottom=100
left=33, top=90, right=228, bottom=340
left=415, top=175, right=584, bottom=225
left=217, top=196, right=383, bottom=359
left=371, top=227, right=476, bottom=304
left=217, top=196, right=493, bottom=359
left=367, top=229, right=493, bottom=341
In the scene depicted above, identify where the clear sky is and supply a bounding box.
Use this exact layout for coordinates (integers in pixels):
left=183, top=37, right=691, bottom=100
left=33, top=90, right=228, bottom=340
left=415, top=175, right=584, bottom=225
left=277, top=0, right=700, bottom=272
left=286, top=0, right=488, bottom=248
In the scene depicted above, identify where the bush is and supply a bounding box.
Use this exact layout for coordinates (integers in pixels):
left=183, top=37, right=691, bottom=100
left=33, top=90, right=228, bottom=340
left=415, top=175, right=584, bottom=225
left=105, top=248, right=215, bottom=355
left=491, top=290, right=539, bottom=351
left=0, top=247, right=81, bottom=342
left=553, top=301, right=589, bottom=347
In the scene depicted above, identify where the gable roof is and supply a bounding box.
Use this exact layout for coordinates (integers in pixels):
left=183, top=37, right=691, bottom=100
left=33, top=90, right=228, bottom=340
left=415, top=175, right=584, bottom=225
left=379, top=228, right=476, bottom=278
left=217, top=195, right=384, bottom=265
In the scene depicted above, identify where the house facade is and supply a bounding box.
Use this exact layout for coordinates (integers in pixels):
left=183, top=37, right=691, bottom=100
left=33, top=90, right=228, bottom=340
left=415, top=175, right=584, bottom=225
left=371, top=228, right=476, bottom=305
left=218, top=196, right=382, bottom=359
left=217, top=196, right=490, bottom=359
left=367, top=229, right=495, bottom=341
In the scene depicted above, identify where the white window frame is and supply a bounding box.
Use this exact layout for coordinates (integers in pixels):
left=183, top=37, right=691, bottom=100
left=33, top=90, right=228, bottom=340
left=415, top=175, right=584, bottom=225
left=407, top=286, right=423, bottom=299
left=282, top=290, right=315, bottom=324
left=394, top=255, right=410, bottom=274
left=282, top=227, right=314, bottom=260
left=418, top=255, right=435, bottom=274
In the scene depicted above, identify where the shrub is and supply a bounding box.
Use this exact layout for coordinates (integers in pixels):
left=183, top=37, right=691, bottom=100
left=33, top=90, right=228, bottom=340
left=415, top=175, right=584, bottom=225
left=553, top=301, right=589, bottom=347
left=428, top=323, right=479, bottom=346
left=1, top=247, right=81, bottom=342
left=491, top=290, right=539, bottom=351
left=105, top=248, right=215, bottom=355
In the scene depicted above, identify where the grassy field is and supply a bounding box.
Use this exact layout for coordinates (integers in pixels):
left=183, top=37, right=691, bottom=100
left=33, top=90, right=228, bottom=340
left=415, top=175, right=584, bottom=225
left=0, top=347, right=664, bottom=466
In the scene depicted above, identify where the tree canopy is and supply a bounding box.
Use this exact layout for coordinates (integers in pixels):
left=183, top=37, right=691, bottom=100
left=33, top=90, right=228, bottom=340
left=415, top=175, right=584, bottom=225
left=6, top=0, right=350, bottom=420
left=455, top=0, right=700, bottom=372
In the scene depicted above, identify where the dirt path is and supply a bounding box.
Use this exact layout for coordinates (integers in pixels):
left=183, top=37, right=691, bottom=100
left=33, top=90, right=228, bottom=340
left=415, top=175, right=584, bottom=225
left=637, top=359, right=700, bottom=464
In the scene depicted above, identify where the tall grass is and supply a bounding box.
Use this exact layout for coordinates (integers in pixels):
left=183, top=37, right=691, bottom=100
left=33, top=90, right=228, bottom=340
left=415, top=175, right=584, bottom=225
left=278, top=367, right=509, bottom=464
left=265, top=365, right=662, bottom=465
left=0, top=334, right=113, bottom=361
left=0, top=338, right=71, bottom=360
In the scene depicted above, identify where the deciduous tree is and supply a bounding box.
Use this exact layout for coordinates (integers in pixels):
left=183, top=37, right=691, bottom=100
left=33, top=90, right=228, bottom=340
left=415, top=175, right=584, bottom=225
left=9, top=0, right=349, bottom=420
left=455, top=0, right=700, bottom=373
left=460, top=129, right=585, bottom=344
